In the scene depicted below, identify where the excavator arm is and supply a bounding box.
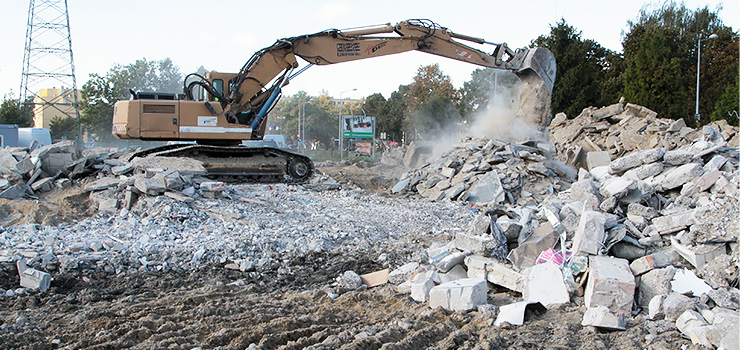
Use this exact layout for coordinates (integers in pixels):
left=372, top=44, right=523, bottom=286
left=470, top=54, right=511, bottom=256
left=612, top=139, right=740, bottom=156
left=215, top=19, right=556, bottom=136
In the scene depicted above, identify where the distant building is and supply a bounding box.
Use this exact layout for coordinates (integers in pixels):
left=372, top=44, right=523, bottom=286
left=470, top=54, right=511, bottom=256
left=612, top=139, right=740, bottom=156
left=32, top=88, right=80, bottom=129
left=330, top=97, right=360, bottom=107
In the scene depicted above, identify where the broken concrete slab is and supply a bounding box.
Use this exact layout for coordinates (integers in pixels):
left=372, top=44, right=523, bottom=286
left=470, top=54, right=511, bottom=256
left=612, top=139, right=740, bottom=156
left=670, top=237, right=726, bottom=269
left=163, top=191, right=194, bottom=203
left=584, top=256, right=635, bottom=316
left=429, top=278, right=487, bottom=311
left=453, top=232, right=494, bottom=256
left=571, top=210, right=606, bottom=256
left=663, top=149, right=693, bottom=166
left=465, top=255, right=522, bottom=292
left=522, top=262, right=569, bottom=308
left=0, top=183, right=31, bottom=200
left=658, top=163, right=704, bottom=190
left=466, top=171, right=505, bottom=204
left=111, top=164, right=134, bottom=175
left=410, top=273, right=437, bottom=302
left=652, top=209, right=701, bottom=234
left=83, top=177, right=123, bottom=192
left=131, top=156, right=207, bottom=175
left=435, top=251, right=467, bottom=273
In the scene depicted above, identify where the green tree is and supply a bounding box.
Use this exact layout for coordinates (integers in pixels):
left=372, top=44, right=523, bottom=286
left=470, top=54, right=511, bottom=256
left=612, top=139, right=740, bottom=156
left=710, top=73, right=739, bottom=125
left=621, top=2, right=736, bottom=125
left=80, top=58, right=182, bottom=141
left=49, top=116, right=78, bottom=141
left=404, top=64, right=458, bottom=133
left=533, top=19, right=617, bottom=117
left=0, top=95, right=33, bottom=127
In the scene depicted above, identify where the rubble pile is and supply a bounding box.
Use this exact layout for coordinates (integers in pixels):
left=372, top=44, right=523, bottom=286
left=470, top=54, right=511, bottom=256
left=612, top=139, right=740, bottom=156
left=387, top=123, right=738, bottom=348
left=549, top=100, right=740, bottom=170
left=392, top=138, right=576, bottom=206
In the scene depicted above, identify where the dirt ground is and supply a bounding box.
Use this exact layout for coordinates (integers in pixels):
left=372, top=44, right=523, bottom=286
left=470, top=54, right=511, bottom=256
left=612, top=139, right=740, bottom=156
left=0, top=164, right=695, bottom=350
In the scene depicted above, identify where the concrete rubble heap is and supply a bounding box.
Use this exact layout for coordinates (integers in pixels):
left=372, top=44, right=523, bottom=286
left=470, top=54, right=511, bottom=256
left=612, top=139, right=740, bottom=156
left=392, top=137, right=576, bottom=207
left=549, top=99, right=739, bottom=170
left=387, top=104, right=738, bottom=349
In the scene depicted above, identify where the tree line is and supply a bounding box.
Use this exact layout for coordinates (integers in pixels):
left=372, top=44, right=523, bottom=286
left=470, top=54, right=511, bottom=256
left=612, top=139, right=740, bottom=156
left=1, top=2, right=737, bottom=143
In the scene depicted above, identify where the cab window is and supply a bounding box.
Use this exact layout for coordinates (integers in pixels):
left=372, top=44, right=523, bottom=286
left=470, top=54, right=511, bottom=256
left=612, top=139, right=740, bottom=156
left=211, top=79, right=224, bottom=101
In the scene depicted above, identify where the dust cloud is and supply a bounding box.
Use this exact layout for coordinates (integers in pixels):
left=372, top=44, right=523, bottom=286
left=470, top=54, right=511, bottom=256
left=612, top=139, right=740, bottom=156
left=467, top=70, right=549, bottom=144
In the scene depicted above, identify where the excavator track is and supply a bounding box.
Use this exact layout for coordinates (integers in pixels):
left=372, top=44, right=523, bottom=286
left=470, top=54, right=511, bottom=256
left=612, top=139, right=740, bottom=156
left=129, top=145, right=314, bottom=183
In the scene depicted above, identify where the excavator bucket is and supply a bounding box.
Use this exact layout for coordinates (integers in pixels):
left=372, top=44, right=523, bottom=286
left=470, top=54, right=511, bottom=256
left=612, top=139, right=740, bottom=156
left=512, top=47, right=557, bottom=127
left=514, top=47, right=556, bottom=94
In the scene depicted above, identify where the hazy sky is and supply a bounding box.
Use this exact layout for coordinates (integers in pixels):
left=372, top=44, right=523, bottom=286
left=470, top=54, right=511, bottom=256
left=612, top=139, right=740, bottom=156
left=0, top=0, right=737, bottom=101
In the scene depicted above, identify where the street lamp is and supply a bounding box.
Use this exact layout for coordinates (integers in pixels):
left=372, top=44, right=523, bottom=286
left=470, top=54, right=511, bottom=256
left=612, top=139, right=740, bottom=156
left=338, top=88, right=356, bottom=160
left=695, top=33, right=719, bottom=123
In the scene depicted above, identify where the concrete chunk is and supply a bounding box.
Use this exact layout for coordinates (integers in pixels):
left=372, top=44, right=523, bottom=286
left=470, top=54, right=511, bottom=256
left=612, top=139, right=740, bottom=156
left=389, top=262, right=419, bottom=285
left=584, top=256, right=635, bottom=316
left=609, top=153, right=642, bottom=174
left=629, top=251, right=673, bottom=275
left=17, top=259, right=51, bottom=292
left=600, top=177, right=636, bottom=198
left=410, top=273, right=436, bottom=302
left=465, top=255, right=521, bottom=292
left=663, top=150, right=693, bottom=166
left=676, top=310, right=713, bottom=347
left=436, top=251, right=467, bottom=273
left=571, top=211, right=606, bottom=256
left=659, top=163, right=704, bottom=190
left=507, top=224, right=558, bottom=270
left=134, top=177, right=166, bottom=196
left=467, top=171, right=505, bottom=204
left=522, top=262, right=569, bottom=308
left=453, top=232, right=494, bottom=255
left=652, top=209, right=700, bottom=234
left=670, top=237, right=726, bottom=269
left=429, top=278, right=487, bottom=311
left=582, top=306, right=626, bottom=330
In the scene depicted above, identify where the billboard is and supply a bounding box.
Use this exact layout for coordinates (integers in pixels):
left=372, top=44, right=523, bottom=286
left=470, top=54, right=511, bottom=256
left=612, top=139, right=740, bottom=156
left=342, top=115, right=374, bottom=138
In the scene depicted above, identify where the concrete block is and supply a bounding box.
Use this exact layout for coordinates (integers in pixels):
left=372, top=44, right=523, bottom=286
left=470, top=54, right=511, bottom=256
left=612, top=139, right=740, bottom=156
left=429, top=278, right=488, bottom=311
left=706, top=308, right=740, bottom=349
left=31, top=177, right=54, bottom=192
left=592, top=103, right=624, bottom=120
left=391, top=178, right=409, bottom=194
left=569, top=179, right=601, bottom=208
left=582, top=306, right=626, bottom=330
left=15, top=157, right=34, bottom=175
left=669, top=118, right=686, bottom=132
left=98, top=198, right=118, bottom=214
left=496, top=218, right=522, bottom=242
left=465, top=255, right=521, bottom=292
left=584, top=256, right=635, bottom=316
left=571, top=211, right=606, bottom=256
left=440, top=167, right=456, bottom=179
left=629, top=251, right=673, bottom=275
left=671, top=237, right=726, bottom=268
left=0, top=148, right=19, bottom=174
left=522, top=262, right=569, bottom=308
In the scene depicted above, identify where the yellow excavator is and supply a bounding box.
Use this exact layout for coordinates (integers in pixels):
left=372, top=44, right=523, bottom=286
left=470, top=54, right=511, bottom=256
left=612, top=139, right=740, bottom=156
left=112, top=19, right=556, bottom=182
